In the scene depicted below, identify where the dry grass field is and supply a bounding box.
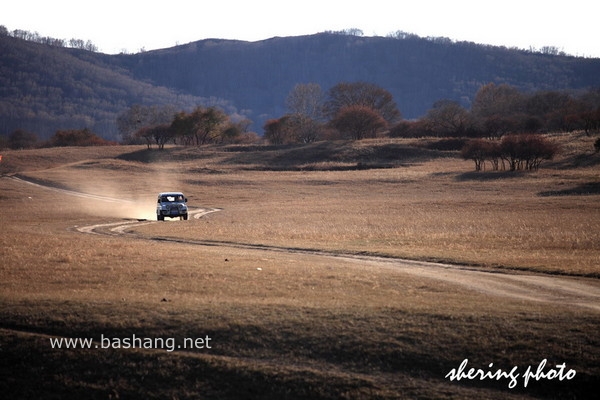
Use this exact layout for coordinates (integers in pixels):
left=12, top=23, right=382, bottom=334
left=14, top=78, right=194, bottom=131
left=1, top=133, right=599, bottom=399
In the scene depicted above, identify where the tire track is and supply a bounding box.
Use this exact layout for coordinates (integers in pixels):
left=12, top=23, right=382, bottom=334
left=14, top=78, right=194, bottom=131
left=75, top=207, right=221, bottom=235
left=82, top=219, right=600, bottom=312
left=8, top=174, right=221, bottom=233
left=9, top=174, right=134, bottom=203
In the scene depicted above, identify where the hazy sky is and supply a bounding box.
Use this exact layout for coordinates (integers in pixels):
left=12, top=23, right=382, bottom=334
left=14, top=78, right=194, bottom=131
left=3, top=0, right=599, bottom=57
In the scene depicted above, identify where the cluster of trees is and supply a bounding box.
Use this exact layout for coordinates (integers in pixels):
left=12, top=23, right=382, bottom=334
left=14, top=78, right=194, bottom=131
left=5, top=77, right=599, bottom=170
left=259, top=81, right=600, bottom=172
left=0, top=25, right=98, bottom=51
left=121, top=79, right=410, bottom=148
left=117, top=104, right=256, bottom=149
left=461, top=135, right=558, bottom=171
left=0, top=128, right=114, bottom=149
left=1, top=100, right=258, bottom=150
left=0, top=129, right=39, bottom=149
left=48, top=128, right=115, bottom=147
left=386, top=30, right=569, bottom=56
left=265, top=82, right=600, bottom=144
left=392, top=83, right=600, bottom=138
left=264, top=82, right=401, bottom=144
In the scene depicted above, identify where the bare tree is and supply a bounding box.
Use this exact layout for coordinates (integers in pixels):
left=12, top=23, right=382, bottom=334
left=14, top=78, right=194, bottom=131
left=471, top=83, right=524, bottom=120
left=463, top=135, right=558, bottom=172
left=189, top=107, right=227, bottom=145
left=423, top=100, right=471, bottom=137
left=117, top=104, right=177, bottom=143
left=501, top=134, right=558, bottom=171
left=263, top=116, right=295, bottom=145
left=324, top=82, right=401, bottom=124
left=170, top=111, right=195, bottom=145
left=8, top=129, right=39, bottom=149
left=285, top=83, right=325, bottom=143
left=461, top=139, right=491, bottom=171
left=286, top=83, right=324, bottom=120
left=330, top=105, right=387, bottom=140
left=135, top=124, right=173, bottom=149
left=167, top=106, right=229, bottom=145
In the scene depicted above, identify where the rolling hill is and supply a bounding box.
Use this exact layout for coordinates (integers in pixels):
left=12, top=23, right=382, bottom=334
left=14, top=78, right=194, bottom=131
left=2, top=31, right=600, bottom=140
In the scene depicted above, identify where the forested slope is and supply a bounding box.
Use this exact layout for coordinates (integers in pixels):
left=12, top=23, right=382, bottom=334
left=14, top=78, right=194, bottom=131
left=122, top=33, right=600, bottom=122
left=0, top=36, right=207, bottom=139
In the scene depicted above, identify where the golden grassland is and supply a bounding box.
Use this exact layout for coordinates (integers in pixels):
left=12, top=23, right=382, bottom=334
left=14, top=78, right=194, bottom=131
left=1, top=133, right=599, bottom=399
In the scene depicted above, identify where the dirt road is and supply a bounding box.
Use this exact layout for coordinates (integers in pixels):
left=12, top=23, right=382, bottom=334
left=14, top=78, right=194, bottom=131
left=10, top=174, right=600, bottom=312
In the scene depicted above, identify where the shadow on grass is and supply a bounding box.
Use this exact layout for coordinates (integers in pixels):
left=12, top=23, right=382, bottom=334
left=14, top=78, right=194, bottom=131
left=539, top=182, right=600, bottom=197
left=455, top=171, right=525, bottom=181
left=117, top=148, right=170, bottom=163
left=2, top=314, right=598, bottom=400
left=547, top=151, right=600, bottom=170
left=220, top=141, right=444, bottom=171
left=116, top=142, right=449, bottom=171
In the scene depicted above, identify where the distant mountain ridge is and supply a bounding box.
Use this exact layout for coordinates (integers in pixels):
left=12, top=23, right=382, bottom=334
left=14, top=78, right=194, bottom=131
left=2, top=32, right=600, bottom=139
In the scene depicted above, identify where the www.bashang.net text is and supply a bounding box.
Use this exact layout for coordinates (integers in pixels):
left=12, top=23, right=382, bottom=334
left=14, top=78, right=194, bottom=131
left=49, top=334, right=212, bottom=352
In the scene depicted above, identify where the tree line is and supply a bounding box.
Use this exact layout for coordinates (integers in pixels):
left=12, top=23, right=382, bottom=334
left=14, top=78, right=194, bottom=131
left=1, top=128, right=115, bottom=149
left=116, top=104, right=256, bottom=149
left=3, top=29, right=600, bottom=144
left=261, top=81, right=600, bottom=171
left=0, top=25, right=99, bottom=52
left=267, top=81, right=600, bottom=143
left=3, top=79, right=600, bottom=173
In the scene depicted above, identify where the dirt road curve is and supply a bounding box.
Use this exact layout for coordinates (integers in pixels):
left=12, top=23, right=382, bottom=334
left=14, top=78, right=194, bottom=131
left=10, top=175, right=600, bottom=312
